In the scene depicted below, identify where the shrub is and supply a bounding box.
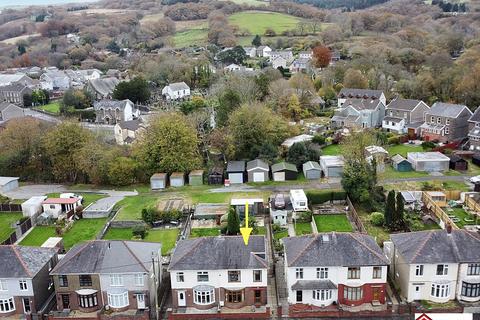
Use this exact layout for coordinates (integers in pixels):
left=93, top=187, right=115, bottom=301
left=306, top=190, right=346, bottom=205
left=132, top=225, right=147, bottom=239
left=141, top=207, right=156, bottom=224
left=298, top=211, right=312, bottom=222
left=370, top=212, right=385, bottom=226
left=158, top=209, right=183, bottom=222
left=421, top=141, right=436, bottom=150
left=312, top=135, right=326, bottom=145
left=387, top=136, right=400, bottom=145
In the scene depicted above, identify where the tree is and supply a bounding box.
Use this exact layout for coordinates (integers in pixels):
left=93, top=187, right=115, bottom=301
left=106, top=40, right=120, bottom=54
left=226, top=207, right=240, bottom=235
left=385, top=190, right=396, bottom=229
left=394, top=192, right=405, bottom=230
left=343, top=68, right=368, bottom=89
left=134, top=113, right=201, bottom=174
left=286, top=142, right=319, bottom=168
left=62, top=89, right=92, bottom=111
left=287, top=94, right=303, bottom=121
left=312, top=46, right=332, bottom=68
left=264, top=28, right=276, bottom=37
left=113, top=77, right=150, bottom=104
left=108, top=157, right=137, bottom=186
left=216, top=46, right=247, bottom=65
left=216, top=89, right=241, bottom=127
left=252, top=34, right=261, bottom=46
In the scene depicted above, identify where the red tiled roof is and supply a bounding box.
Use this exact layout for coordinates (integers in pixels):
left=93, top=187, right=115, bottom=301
left=42, top=198, right=79, bottom=205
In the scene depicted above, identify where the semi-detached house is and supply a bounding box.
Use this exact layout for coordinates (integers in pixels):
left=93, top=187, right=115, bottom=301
left=382, top=98, right=430, bottom=135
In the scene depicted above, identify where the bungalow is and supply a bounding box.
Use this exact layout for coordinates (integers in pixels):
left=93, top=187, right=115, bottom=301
left=303, top=161, right=321, bottom=180
left=449, top=154, right=468, bottom=171
left=226, top=161, right=246, bottom=184
left=21, top=196, right=47, bottom=218
left=391, top=154, right=412, bottom=172
left=224, top=63, right=242, bottom=72
left=162, top=82, right=190, bottom=101
left=93, top=99, right=140, bottom=124
left=150, top=173, right=167, bottom=190
left=87, top=77, right=120, bottom=100
left=385, top=229, right=480, bottom=303
left=271, top=162, right=298, bottom=181
left=40, top=70, right=71, bottom=91
left=283, top=233, right=389, bottom=314
left=337, top=88, right=386, bottom=108
left=407, top=152, right=450, bottom=172
left=319, top=155, right=344, bottom=178
left=0, top=102, right=25, bottom=122
left=168, top=236, right=269, bottom=316
left=231, top=198, right=264, bottom=217
left=41, top=197, right=81, bottom=218
left=247, top=159, right=269, bottom=183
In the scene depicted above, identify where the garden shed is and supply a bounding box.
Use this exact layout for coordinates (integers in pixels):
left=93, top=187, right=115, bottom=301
left=21, top=196, right=47, bottom=218
left=449, top=155, right=468, bottom=171
left=208, top=166, right=224, bottom=185
left=226, top=161, right=246, bottom=184
left=170, top=172, right=185, bottom=187
left=407, top=152, right=450, bottom=172
left=391, top=154, right=412, bottom=172
left=271, top=162, right=298, bottom=181
left=303, top=161, right=322, bottom=180
left=150, top=173, right=166, bottom=190
left=0, top=176, right=19, bottom=194
left=319, top=155, right=345, bottom=177
left=189, top=170, right=204, bottom=186
left=247, top=159, right=270, bottom=182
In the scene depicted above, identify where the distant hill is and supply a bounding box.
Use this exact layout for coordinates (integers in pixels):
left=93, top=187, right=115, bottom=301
left=291, top=0, right=390, bottom=9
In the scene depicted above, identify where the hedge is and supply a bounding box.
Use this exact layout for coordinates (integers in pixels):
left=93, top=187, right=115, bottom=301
left=306, top=190, right=347, bottom=205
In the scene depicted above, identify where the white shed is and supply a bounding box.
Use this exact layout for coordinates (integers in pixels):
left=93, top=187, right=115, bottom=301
left=170, top=172, right=185, bottom=187
left=0, top=176, right=19, bottom=194
left=21, top=196, right=47, bottom=218
left=407, top=152, right=450, bottom=172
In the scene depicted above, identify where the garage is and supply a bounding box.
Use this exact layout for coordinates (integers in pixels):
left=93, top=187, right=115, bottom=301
left=253, top=172, right=265, bottom=182
left=0, top=176, right=19, bottom=194
left=228, top=173, right=244, bottom=184
left=247, top=159, right=270, bottom=183
left=271, top=162, right=298, bottom=181
left=273, top=172, right=285, bottom=181
left=226, top=161, right=246, bottom=184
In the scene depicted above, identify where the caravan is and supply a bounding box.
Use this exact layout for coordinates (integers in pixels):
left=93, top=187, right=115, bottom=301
left=289, top=189, right=308, bottom=212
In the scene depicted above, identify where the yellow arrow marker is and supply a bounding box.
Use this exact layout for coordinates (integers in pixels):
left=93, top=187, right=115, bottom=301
left=240, top=201, right=253, bottom=246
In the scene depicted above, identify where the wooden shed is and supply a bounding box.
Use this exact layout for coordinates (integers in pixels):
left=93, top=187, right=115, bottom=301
left=271, top=162, right=298, bottom=181
left=391, top=154, right=412, bottom=172
left=208, top=166, right=224, bottom=185
left=189, top=170, right=204, bottom=186
left=170, top=172, right=185, bottom=187
left=449, top=155, right=468, bottom=171
left=150, top=173, right=167, bottom=190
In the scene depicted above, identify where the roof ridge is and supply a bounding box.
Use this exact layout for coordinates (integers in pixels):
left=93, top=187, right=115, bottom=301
left=250, top=252, right=268, bottom=268
left=122, top=241, right=149, bottom=272
left=51, top=241, right=89, bottom=274
left=12, top=246, right=33, bottom=278
left=408, top=231, right=434, bottom=263
left=348, top=233, right=387, bottom=264
left=289, top=235, right=318, bottom=266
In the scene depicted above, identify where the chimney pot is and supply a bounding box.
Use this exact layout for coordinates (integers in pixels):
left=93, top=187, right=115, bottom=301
left=446, top=222, right=452, bottom=234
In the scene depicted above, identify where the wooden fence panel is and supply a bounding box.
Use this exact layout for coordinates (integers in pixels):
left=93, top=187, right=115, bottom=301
left=422, top=192, right=459, bottom=230
left=346, top=196, right=367, bottom=233
left=0, top=204, right=22, bottom=212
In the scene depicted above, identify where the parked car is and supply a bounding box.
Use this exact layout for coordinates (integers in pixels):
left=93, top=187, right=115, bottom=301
left=60, top=192, right=84, bottom=203
left=470, top=175, right=480, bottom=184
left=274, top=193, right=286, bottom=209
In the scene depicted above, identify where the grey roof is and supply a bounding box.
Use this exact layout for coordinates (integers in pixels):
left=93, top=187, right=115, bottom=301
left=118, top=119, right=142, bottom=131
left=383, top=116, right=404, bottom=123
left=93, top=99, right=130, bottom=111
left=339, top=88, right=384, bottom=99
left=0, top=245, right=56, bottom=278
left=391, top=154, right=409, bottom=165
left=247, top=159, right=269, bottom=171
left=407, top=151, right=450, bottom=161
left=226, top=161, right=245, bottom=172
left=343, top=98, right=383, bottom=111
left=88, top=77, right=119, bottom=97
left=387, top=99, right=425, bottom=111
left=167, top=82, right=189, bottom=91
left=291, top=280, right=337, bottom=290
left=0, top=74, right=30, bottom=86
left=51, top=240, right=161, bottom=274
left=169, top=236, right=267, bottom=271
left=303, top=161, right=321, bottom=171
left=0, top=82, right=30, bottom=92
left=0, top=176, right=19, bottom=185
left=428, top=102, right=471, bottom=118
left=151, top=173, right=166, bottom=180
left=283, top=233, right=389, bottom=267
left=271, top=162, right=298, bottom=173
left=390, top=230, right=480, bottom=264
left=0, top=102, right=21, bottom=112
left=469, top=107, right=480, bottom=123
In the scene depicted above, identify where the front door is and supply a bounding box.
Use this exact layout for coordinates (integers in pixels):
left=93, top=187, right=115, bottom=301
left=413, top=285, right=421, bottom=300
left=177, top=291, right=186, bottom=307
left=137, top=294, right=146, bottom=309
left=23, top=298, right=31, bottom=313
left=372, top=287, right=381, bottom=301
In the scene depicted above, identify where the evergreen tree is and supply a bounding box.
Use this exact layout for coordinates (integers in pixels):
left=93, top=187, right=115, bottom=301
left=227, top=207, right=240, bottom=235
left=395, top=192, right=405, bottom=230
left=385, top=190, right=396, bottom=229
left=252, top=35, right=262, bottom=47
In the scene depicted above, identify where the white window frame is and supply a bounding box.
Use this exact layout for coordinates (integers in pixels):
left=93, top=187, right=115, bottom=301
left=415, top=265, right=424, bottom=276
left=344, top=286, right=363, bottom=301
left=0, top=280, right=7, bottom=291
left=0, top=297, right=15, bottom=313
left=176, top=272, right=184, bottom=283
left=107, top=291, right=129, bottom=308
left=109, top=274, right=124, bottom=287
left=19, top=280, right=28, bottom=291
left=436, top=264, right=448, bottom=276
left=445, top=118, right=450, bottom=125
left=197, top=271, right=209, bottom=282
left=134, top=273, right=144, bottom=286
left=313, top=289, right=332, bottom=301
left=253, top=270, right=262, bottom=282
left=193, top=288, right=215, bottom=305
left=445, top=126, right=449, bottom=135
left=373, top=266, right=382, bottom=279
left=431, top=283, right=450, bottom=298
left=295, top=268, right=303, bottom=279
left=316, top=267, right=328, bottom=279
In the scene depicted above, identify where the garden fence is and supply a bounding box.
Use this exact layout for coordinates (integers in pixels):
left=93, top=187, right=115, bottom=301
left=421, top=192, right=459, bottom=230
left=1, top=217, right=32, bottom=245
left=346, top=196, right=367, bottom=233
left=0, top=203, right=22, bottom=212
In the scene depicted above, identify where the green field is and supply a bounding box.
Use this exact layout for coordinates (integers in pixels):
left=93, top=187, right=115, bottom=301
left=449, top=207, right=477, bottom=228
left=34, top=101, right=61, bottom=114
left=228, top=11, right=302, bottom=35
left=172, top=23, right=208, bottom=48
left=314, top=214, right=353, bottom=232
left=190, top=227, right=221, bottom=238
left=115, top=194, right=159, bottom=220
left=19, top=218, right=107, bottom=250
left=294, top=222, right=312, bottom=236
left=0, top=212, right=23, bottom=243
left=381, top=166, right=430, bottom=180
left=103, top=227, right=179, bottom=255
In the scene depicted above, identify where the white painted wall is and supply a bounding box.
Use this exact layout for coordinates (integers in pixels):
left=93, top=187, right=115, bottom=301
left=0, top=278, right=34, bottom=296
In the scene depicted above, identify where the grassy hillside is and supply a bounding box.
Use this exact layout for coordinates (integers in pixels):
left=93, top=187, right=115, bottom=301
left=228, top=11, right=302, bottom=35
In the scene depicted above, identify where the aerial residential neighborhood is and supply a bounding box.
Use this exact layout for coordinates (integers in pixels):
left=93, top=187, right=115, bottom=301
left=0, top=0, right=479, bottom=319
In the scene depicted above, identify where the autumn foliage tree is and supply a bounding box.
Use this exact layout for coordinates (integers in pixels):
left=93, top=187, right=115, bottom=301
left=312, top=46, right=332, bottom=68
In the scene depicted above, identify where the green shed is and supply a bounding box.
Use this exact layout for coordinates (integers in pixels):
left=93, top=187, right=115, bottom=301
left=189, top=170, right=204, bottom=186
left=391, top=154, right=412, bottom=172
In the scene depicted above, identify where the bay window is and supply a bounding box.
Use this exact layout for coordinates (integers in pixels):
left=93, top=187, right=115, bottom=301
left=78, top=293, right=98, bottom=308
left=193, top=287, right=215, bottom=305
left=344, top=286, right=363, bottom=301
left=430, top=283, right=450, bottom=298
left=107, top=292, right=129, bottom=308
left=461, top=282, right=480, bottom=298
left=0, top=297, right=15, bottom=313
left=226, top=290, right=243, bottom=303
left=312, top=289, right=332, bottom=301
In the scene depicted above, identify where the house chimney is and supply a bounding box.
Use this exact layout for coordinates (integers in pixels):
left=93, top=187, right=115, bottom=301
left=446, top=222, right=452, bottom=234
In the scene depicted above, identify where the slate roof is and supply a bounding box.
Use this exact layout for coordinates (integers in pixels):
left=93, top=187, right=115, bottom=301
left=88, top=77, right=119, bottom=97
left=469, top=107, right=480, bottom=123
left=0, top=74, right=29, bottom=86
left=339, top=88, right=384, bottom=99
left=343, top=98, right=383, bottom=111
left=383, top=116, right=404, bottom=123
left=0, top=245, right=56, bottom=278
left=391, top=154, right=409, bottom=165
left=93, top=99, right=131, bottom=111
left=390, top=230, right=480, bottom=264
left=226, top=161, right=245, bottom=172
left=51, top=240, right=161, bottom=274
left=283, top=233, right=389, bottom=267
left=118, top=119, right=142, bottom=131
left=169, top=236, right=267, bottom=271
left=303, top=161, right=321, bottom=171
left=271, top=162, right=298, bottom=173
left=428, top=102, right=471, bottom=118
left=167, top=82, right=189, bottom=92
left=247, top=159, right=269, bottom=171
left=387, top=99, right=424, bottom=111
left=0, top=102, right=20, bottom=112
left=449, top=154, right=466, bottom=163
left=292, top=280, right=337, bottom=290
left=0, top=82, right=30, bottom=92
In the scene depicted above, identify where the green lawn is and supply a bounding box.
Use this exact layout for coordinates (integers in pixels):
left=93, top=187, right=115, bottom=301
left=381, top=166, right=429, bottom=180
left=314, top=214, right=353, bottom=232
left=321, top=144, right=341, bottom=156
left=356, top=206, right=390, bottom=246
left=294, top=222, right=312, bottom=236
left=115, top=194, right=159, bottom=220
left=19, top=218, right=107, bottom=250
left=228, top=11, right=302, bottom=35
left=254, top=226, right=266, bottom=235
left=47, top=192, right=107, bottom=207
left=386, top=144, right=423, bottom=157
left=448, top=207, right=477, bottom=228
left=190, top=227, right=221, bottom=238
left=103, top=227, right=179, bottom=255
left=188, top=190, right=270, bottom=204
left=273, top=229, right=288, bottom=240
left=0, top=212, right=23, bottom=243
left=33, top=101, right=61, bottom=114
